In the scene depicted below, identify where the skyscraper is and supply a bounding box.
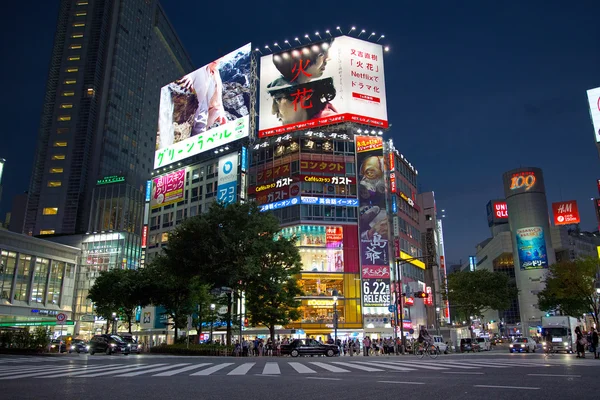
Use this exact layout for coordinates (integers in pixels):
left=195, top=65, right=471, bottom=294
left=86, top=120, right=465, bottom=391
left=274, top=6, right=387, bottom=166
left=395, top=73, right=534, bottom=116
left=24, top=0, right=194, bottom=239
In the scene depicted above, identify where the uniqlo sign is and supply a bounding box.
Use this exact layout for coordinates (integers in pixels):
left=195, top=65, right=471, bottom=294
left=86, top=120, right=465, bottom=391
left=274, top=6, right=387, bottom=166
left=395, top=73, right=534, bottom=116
left=552, top=200, right=581, bottom=225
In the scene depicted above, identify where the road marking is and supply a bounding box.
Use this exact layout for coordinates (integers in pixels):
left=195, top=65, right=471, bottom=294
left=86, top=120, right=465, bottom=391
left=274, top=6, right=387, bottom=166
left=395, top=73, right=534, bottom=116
left=378, top=381, right=425, bottom=385
left=442, top=372, right=484, bottom=375
left=190, top=363, right=233, bottom=376
left=119, top=363, right=191, bottom=377
left=228, top=363, right=255, bottom=375
left=457, top=361, right=509, bottom=368
left=432, top=361, right=479, bottom=369
left=74, top=364, right=159, bottom=377
left=310, top=362, right=350, bottom=373
left=306, top=377, right=342, bottom=381
left=0, top=364, right=70, bottom=375
left=374, top=361, right=448, bottom=371
left=153, top=363, right=212, bottom=376
left=262, top=362, right=280, bottom=375
left=474, top=385, right=539, bottom=390
left=332, top=361, right=385, bottom=372
left=528, top=374, right=581, bottom=378
left=42, top=364, right=125, bottom=378
left=351, top=361, right=413, bottom=371
left=288, top=362, right=317, bottom=374
left=0, top=365, right=87, bottom=379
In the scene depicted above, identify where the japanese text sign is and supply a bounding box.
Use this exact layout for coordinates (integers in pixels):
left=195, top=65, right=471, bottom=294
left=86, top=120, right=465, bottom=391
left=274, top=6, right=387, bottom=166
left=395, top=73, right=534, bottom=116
left=516, top=226, right=548, bottom=270
left=217, top=152, right=239, bottom=205
left=150, top=168, right=186, bottom=209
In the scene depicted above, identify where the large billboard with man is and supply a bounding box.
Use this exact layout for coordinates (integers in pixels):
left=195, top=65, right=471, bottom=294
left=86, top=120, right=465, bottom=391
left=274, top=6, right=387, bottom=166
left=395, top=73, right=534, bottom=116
left=259, top=36, right=388, bottom=138
left=155, top=44, right=252, bottom=168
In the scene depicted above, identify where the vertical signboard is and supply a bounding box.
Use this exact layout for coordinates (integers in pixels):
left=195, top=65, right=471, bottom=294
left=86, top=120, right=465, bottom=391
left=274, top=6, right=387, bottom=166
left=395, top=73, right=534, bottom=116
left=151, top=168, right=186, bottom=209
left=587, top=87, right=600, bottom=143
left=141, top=226, right=148, bottom=248
left=217, top=152, right=239, bottom=205
left=356, top=135, right=390, bottom=308
left=145, top=180, right=152, bottom=202
left=516, top=226, right=548, bottom=270
left=595, top=199, right=600, bottom=232
left=552, top=200, right=581, bottom=225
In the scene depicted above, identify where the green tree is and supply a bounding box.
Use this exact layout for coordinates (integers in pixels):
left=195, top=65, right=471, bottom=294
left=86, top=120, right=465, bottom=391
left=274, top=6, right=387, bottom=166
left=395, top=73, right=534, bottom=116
left=158, top=201, right=287, bottom=345
left=446, top=269, right=518, bottom=325
left=245, top=235, right=303, bottom=341
left=537, top=258, right=600, bottom=327
left=87, top=271, right=120, bottom=334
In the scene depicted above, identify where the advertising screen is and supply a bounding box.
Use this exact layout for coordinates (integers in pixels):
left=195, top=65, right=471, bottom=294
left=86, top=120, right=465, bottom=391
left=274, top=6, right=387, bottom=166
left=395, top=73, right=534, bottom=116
left=486, top=200, right=508, bottom=227
left=279, top=225, right=345, bottom=272
left=516, top=226, right=548, bottom=270
left=150, top=168, right=186, bottom=209
left=259, top=36, right=387, bottom=138
left=155, top=43, right=252, bottom=168
left=552, top=200, right=580, bottom=225
left=217, top=152, right=239, bottom=205
left=355, top=135, right=390, bottom=308
left=587, top=87, right=600, bottom=143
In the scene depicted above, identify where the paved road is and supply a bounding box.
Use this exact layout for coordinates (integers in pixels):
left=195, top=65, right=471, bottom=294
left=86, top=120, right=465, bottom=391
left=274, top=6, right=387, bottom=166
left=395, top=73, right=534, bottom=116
left=2, top=352, right=599, bottom=399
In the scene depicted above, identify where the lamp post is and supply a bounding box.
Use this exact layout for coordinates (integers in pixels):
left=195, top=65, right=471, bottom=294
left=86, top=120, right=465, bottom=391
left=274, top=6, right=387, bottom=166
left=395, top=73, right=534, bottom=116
left=435, top=307, right=441, bottom=335
left=209, top=303, right=216, bottom=344
left=332, top=289, right=339, bottom=347
left=111, top=312, right=117, bottom=335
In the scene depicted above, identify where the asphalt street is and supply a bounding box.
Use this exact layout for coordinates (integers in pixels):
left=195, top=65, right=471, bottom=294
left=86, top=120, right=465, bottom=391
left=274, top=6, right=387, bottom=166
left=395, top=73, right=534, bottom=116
left=1, top=350, right=599, bottom=400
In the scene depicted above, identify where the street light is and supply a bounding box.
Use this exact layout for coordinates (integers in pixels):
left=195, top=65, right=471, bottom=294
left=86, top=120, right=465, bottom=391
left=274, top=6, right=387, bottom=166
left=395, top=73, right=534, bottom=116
left=210, top=304, right=216, bottom=344
left=332, top=289, right=339, bottom=347
left=111, top=312, right=117, bottom=335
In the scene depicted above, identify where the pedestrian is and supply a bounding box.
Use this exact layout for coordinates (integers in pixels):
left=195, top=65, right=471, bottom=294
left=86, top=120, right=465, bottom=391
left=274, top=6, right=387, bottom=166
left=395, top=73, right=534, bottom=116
left=575, top=326, right=586, bottom=358
left=590, top=327, right=599, bottom=359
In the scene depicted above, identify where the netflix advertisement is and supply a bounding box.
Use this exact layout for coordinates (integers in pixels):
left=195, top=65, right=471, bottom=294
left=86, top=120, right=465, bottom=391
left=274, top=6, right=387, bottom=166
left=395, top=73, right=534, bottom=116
left=552, top=200, right=581, bottom=225
left=259, top=36, right=388, bottom=138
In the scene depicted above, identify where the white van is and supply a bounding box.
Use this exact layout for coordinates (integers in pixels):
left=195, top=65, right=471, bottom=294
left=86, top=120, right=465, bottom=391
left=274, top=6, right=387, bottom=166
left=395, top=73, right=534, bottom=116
left=432, top=335, right=449, bottom=354
left=476, top=337, right=492, bottom=351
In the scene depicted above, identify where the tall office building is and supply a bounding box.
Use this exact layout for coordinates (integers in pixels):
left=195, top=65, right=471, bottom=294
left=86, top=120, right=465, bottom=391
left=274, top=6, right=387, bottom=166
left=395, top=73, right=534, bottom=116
left=25, top=0, right=194, bottom=240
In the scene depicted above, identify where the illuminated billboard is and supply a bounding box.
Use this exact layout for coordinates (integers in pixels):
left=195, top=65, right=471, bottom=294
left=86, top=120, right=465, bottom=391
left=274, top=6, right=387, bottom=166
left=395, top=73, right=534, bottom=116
left=486, top=200, right=508, bottom=227
left=150, top=168, right=186, bottom=209
left=216, top=152, right=239, bottom=205
left=259, top=36, right=387, bottom=138
left=516, top=226, right=548, bottom=270
left=279, top=225, right=344, bottom=272
left=587, top=87, right=600, bottom=143
left=155, top=43, right=252, bottom=168
left=355, top=135, right=390, bottom=308
left=552, top=200, right=580, bottom=225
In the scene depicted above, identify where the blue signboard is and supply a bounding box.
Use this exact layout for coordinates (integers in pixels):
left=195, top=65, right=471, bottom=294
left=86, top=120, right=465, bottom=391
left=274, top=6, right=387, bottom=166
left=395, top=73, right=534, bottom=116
left=217, top=153, right=238, bottom=206
left=516, top=226, right=548, bottom=270
left=259, top=197, right=359, bottom=212
left=392, top=195, right=397, bottom=213
left=241, top=147, right=248, bottom=172
left=145, top=180, right=152, bottom=202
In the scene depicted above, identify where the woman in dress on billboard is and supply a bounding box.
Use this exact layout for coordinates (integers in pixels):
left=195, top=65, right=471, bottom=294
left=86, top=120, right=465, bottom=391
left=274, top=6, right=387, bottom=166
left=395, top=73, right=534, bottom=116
left=267, top=77, right=338, bottom=126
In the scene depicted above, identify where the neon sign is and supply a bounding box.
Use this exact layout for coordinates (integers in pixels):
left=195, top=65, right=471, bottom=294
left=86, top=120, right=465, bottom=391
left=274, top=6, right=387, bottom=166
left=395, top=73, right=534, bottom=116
left=510, top=172, right=536, bottom=191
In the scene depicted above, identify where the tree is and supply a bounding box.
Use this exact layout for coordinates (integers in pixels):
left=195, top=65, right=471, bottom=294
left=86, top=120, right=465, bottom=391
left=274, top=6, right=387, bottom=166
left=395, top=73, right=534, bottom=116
left=446, top=269, right=518, bottom=326
left=158, top=201, right=287, bottom=345
left=87, top=271, right=120, bottom=334
left=245, top=234, right=303, bottom=341
left=537, top=258, right=600, bottom=327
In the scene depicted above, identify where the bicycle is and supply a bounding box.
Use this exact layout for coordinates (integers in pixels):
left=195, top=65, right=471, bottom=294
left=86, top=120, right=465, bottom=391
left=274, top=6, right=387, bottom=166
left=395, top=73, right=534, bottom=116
left=542, top=342, right=554, bottom=359
left=414, top=342, right=439, bottom=359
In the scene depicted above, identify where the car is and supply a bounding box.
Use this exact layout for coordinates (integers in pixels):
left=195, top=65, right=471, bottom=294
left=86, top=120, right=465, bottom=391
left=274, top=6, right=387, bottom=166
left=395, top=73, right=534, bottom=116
left=89, top=334, right=130, bottom=355
left=459, top=338, right=481, bottom=353
left=509, top=337, right=537, bottom=353
left=49, top=339, right=67, bottom=353
left=68, top=339, right=90, bottom=354
left=119, top=335, right=141, bottom=354
left=476, top=337, right=492, bottom=351
left=281, top=338, right=339, bottom=357
left=432, top=335, right=448, bottom=354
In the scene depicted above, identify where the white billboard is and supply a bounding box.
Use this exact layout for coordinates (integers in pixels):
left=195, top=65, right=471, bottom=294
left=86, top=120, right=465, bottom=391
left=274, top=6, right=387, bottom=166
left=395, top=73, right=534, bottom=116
left=258, top=36, right=387, bottom=138
left=217, top=152, right=239, bottom=205
left=587, top=87, right=600, bottom=143
left=155, top=43, right=252, bottom=168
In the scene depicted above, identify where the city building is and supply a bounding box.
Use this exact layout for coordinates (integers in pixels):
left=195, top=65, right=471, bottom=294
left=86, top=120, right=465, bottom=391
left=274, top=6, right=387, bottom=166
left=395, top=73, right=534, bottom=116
left=0, top=230, right=79, bottom=335
left=7, top=192, right=28, bottom=233
left=0, top=158, right=5, bottom=206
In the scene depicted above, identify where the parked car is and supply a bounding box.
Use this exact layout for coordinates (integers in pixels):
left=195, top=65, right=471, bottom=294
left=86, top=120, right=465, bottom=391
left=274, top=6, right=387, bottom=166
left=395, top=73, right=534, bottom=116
left=89, top=334, right=130, bottom=355
left=476, top=337, right=492, bottom=351
left=459, top=338, right=481, bottom=353
left=432, top=335, right=448, bottom=354
left=281, top=338, right=339, bottom=357
left=509, top=337, right=537, bottom=353
left=69, top=339, right=90, bottom=354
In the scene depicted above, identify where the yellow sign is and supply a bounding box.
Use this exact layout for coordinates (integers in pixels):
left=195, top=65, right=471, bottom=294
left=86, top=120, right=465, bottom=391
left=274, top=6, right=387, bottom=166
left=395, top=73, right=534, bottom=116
left=307, top=300, right=335, bottom=307
left=398, top=251, right=426, bottom=270
left=597, top=246, right=600, bottom=259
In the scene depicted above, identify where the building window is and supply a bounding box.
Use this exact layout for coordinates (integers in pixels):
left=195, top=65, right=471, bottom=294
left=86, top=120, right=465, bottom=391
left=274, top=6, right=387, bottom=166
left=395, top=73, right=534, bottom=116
left=62, top=91, right=75, bottom=97
left=14, top=254, right=32, bottom=302
left=71, top=33, right=83, bottom=39
left=53, top=142, right=68, bottom=147
left=75, top=11, right=86, bottom=16
left=60, top=104, right=73, bottom=109
left=64, top=80, right=76, bottom=85
left=76, top=1, right=89, bottom=5
left=51, top=155, right=66, bottom=160
left=57, top=115, right=71, bottom=122
left=66, top=67, right=78, bottom=73
left=69, top=44, right=82, bottom=50
left=87, top=88, right=95, bottom=97
left=57, top=128, right=69, bottom=134
left=40, top=230, right=55, bottom=235
left=72, top=23, right=85, bottom=28
left=47, top=181, right=62, bottom=187
left=68, top=56, right=80, bottom=61
left=161, top=232, right=169, bottom=243
left=50, top=167, right=63, bottom=174
left=43, top=207, right=59, bottom=215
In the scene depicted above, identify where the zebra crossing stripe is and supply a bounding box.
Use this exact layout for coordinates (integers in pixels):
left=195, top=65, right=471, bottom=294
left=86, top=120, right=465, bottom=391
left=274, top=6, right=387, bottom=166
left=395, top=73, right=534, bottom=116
left=153, top=363, right=213, bottom=377
left=0, top=364, right=87, bottom=380
left=310, top=362, right=350, bottom=373
left=375, top=361, right=449, bottom=371
left=190, top=363, right=234, bottom=376
left=228, top=363, right=256, bottom=375
left=351, top=361, right=413, bottom=371
left=332, top=362, right=385, bottom=372
left=430, top=361, right=480, bottom=369
left=262, top=362, right=280, bottom=375
left=39, top=364, right=127, bottom=378
left=0, top=364, right=68, bottom=375
left=74, top=364, right=159, bottom=378
left=288, top=362, right=317, bottom=374
left=119, top=363, right=191, bottom=377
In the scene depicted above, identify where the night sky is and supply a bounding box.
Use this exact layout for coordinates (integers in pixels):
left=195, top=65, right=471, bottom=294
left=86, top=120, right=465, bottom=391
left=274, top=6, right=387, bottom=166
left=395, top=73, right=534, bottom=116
left=1, top=0, right=598, bottom=264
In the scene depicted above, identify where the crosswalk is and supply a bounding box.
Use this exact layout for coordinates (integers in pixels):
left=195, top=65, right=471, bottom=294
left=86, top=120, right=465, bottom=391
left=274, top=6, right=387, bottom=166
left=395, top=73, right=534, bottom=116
left=0, top=357, right=596, bottom=379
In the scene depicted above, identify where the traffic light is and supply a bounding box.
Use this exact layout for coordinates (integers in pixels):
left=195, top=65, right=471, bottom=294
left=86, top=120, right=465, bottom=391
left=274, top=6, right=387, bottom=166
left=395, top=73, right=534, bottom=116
left=243, top=318, right=249, bottom=327
left=414, top=291, right=427, bottom=299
